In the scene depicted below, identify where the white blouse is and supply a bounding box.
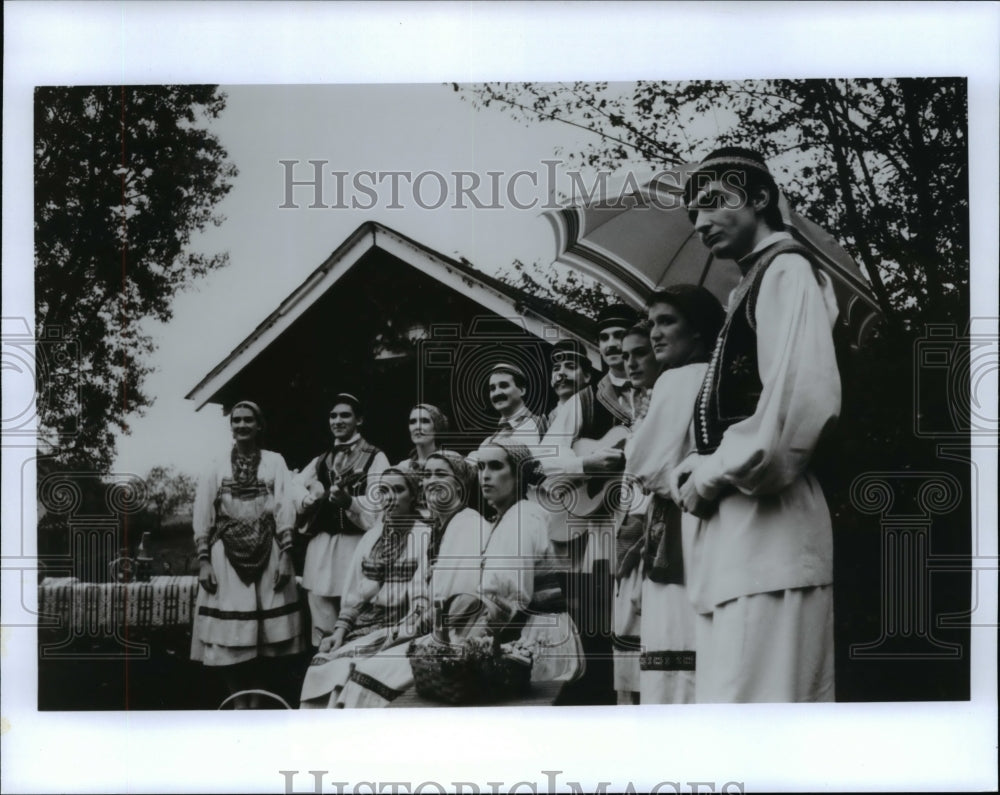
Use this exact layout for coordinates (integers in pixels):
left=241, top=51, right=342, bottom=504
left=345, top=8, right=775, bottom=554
left=192, top=448, right=295, bottom=543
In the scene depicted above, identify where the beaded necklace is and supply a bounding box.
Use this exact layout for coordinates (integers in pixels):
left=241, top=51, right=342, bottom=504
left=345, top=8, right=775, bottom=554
left=695, top=255, right=770, bottom=450
left=231, top=446, right=261, bottom=485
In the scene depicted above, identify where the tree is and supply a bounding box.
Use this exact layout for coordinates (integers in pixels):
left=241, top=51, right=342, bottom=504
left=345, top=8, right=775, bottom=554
left=496, top=259, right=618, bottom=319
left=462, top=80, right=974, bottom=701
left=461, top=79, right=969, bottom=331
left=141, top=465, right=197, bottom=531
left=34, top=85, right=238, bottom=471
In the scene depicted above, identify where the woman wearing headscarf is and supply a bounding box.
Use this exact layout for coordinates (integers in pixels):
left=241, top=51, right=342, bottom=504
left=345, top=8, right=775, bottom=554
left=333, top=440, right=583, bottom=708
left=298, top=465, right=434, bottom=708
left=625, top=285, right=725, bottom=704
left=190, top=400, right=305, bottom=708
left=476, top=439, right=585, bottom=687
left=331, top=450, right=483, bottom=708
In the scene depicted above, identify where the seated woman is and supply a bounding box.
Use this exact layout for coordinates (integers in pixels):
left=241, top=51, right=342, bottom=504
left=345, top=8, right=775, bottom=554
left=334, top=439, right=584, bottom=708
left=298, top=466, right=433, bottom=708
left=330, top=450, right=483, bottom=708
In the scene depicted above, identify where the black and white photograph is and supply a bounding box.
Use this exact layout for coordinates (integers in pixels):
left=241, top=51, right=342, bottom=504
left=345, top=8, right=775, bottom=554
left=3, top=3, right=998, bottom=793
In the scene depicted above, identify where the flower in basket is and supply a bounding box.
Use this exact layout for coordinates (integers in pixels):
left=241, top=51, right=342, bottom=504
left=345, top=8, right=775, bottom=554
left=499, top=638, right=535, bottom=666
left=408, top=590, right=536, bottom=703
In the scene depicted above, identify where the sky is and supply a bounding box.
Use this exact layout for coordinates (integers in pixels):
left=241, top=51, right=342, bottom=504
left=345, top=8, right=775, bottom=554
left=3, top=5, right=997, bottom=794
left=112, top=82, right=682, bottom=477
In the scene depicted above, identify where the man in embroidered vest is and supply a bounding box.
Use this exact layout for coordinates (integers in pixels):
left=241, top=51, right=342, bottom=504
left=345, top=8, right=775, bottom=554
left=294, top=393, right=390, bottom=647
left=671, top=147, right=841, bottom=702
left=594, top=303, right=641, bottom=428
left=536, top=338, right=621, bottom=705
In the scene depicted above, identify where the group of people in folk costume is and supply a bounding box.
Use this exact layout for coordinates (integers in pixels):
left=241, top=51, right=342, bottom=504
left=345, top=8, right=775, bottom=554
left=190, top=147, right=841, bottom=707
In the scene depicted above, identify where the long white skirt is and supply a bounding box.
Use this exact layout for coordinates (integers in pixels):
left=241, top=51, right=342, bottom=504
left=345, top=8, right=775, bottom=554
left=695, top=585, right=834, bottom=703
left=612, top=568, right=642, bottom=696
left=299, top=624, right=392, bottom=708
left=638, top=579, right=696, bottom=704
left=190, top=538, right=305, bottom=667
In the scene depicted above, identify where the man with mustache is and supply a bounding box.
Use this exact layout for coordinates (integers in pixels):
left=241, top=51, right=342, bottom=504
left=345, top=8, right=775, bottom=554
left=593, top=304, right=642, bottom=428
left=482, top=362, right=545, bottom=445
left=536, top=338, right=622, bottom=705
left=672, top=147, right=841, bottom=702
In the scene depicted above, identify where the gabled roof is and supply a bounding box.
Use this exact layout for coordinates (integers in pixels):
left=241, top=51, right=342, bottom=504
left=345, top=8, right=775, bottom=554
left=186, top=221, right=600, bottom=409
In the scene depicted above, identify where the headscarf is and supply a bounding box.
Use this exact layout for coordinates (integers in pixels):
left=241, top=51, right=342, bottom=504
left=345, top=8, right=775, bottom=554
left=425, top=449, right=478, bottom=509
left=230, top=400, right=266, bottom=433
left=360, top=467, right=423, bottom=587
left=477, top=438, right=542, bottom=502
left=379, top=466, right=423, bottom=509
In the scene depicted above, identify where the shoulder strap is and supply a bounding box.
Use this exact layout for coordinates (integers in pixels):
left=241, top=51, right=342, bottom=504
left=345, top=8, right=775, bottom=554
left=746, top=239, right=818, bottom=331
left=315, top=453, right=333, bottom=488
left=533, top=410, right=549, bottom=440
left=355, top=440, right=381, bottom=477
left=594, top=375, right=632, bottom=425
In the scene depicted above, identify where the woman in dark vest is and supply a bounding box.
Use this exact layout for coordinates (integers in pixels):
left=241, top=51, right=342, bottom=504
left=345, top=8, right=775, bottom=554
left=293, top=393, right=389, bottom=647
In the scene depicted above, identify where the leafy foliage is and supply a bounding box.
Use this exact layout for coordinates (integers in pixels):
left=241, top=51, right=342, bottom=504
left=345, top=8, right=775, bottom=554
left=462, top=79, right=969, bottom=331
left=462, top=81, right=974, bottom=700
left=140, top=465, right=197, bottom=530
left=34, top=85, right=237, bottom=471
left=497, top=259, right=618, bottom=320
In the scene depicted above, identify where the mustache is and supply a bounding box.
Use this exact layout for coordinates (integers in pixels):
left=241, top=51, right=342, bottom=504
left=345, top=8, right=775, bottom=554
left=491, top=393, right=507, bottom=403
left=604, top=346, right=622, bottom=356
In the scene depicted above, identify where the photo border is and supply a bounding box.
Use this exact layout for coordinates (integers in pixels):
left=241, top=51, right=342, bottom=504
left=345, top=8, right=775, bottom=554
left=3, top=2, right=997, bottom=792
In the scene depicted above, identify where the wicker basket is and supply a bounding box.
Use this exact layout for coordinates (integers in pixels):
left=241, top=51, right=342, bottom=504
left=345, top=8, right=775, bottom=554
left=408, top=633, right=532, bottom=705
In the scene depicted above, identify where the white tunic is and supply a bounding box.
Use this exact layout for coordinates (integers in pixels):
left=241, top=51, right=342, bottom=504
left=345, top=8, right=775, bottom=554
left=291, top=439, right=390, bottom=598
left=190, top=448, right=304, bottom=665
left=625, top=364, right=706, bottom=703
left=685, top=236, right=840, bottom=613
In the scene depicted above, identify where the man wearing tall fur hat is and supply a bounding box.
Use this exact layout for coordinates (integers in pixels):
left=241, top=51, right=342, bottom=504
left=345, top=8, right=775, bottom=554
left=671, top=146, right=841, bottom=703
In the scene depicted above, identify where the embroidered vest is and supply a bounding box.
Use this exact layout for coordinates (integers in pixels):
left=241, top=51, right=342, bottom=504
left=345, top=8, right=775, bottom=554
left=315, top=439, right=380, bottom=534
left=595, top=374, right=634, bottom=428
left=694, top=239, right=818, bottom=454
